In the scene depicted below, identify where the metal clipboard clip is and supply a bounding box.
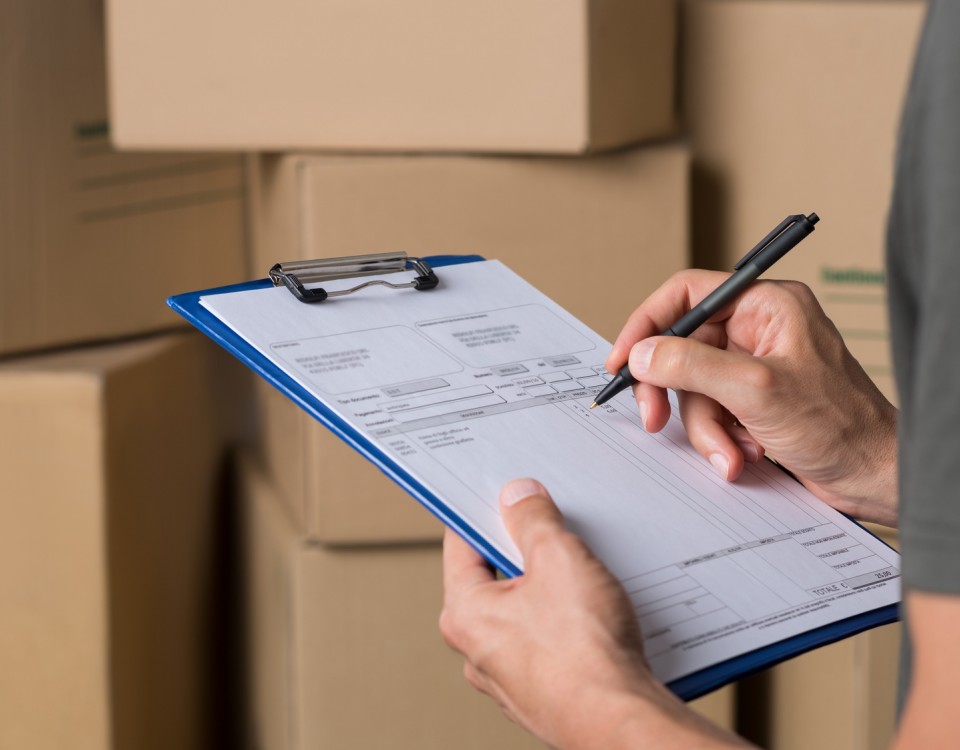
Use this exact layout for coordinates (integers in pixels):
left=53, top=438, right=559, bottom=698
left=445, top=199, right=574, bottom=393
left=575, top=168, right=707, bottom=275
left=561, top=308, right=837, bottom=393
left=269, top=252, right=440, bottom=303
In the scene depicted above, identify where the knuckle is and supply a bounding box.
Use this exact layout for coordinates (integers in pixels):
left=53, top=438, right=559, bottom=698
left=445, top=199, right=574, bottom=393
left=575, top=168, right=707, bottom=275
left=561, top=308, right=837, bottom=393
left=438, top=607, right=464, bottom=650
left=742, top=360, right=777, bottom=392
left=673, top=268, right=701, bottom=286
left=652, top=269, right=698, bottom=306
left=657, top=340, right=692, bottom=379
left=523, top=529, right=556, bottom=563
left=675, top=268, right=728, bottom=295
left=556, top=529, right=588, bottom=557
left=544, top=530, right=594, bottom=573
left=778, top=280, right=817, bottom=308
left=524, top=517, right=561, bottom=549
left=463, top=662, right=482, bottom=691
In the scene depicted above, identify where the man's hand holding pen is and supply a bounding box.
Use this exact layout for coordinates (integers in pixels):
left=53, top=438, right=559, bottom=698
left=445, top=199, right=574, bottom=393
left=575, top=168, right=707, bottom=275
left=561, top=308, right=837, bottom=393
left=605, top=269, right=898, bottom=527
left=592, top=213, right=820, bottom=409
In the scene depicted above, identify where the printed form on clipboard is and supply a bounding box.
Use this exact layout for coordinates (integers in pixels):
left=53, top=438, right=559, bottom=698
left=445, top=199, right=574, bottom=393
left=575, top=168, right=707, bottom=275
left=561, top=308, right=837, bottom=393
left=180, top=256, right=900, bottom=699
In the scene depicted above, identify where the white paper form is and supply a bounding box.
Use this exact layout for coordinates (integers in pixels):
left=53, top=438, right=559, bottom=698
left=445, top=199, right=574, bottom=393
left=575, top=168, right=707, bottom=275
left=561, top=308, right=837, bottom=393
left=201, top=260, right=900, bottom=684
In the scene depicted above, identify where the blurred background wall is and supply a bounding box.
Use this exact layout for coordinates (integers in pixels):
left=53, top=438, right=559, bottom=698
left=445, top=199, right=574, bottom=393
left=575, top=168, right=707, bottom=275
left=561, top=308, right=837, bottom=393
left=0, top=0, right=923, bottom=747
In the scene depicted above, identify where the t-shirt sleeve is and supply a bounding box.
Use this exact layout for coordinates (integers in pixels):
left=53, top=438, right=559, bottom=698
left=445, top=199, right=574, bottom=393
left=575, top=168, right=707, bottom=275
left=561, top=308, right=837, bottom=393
left=886, top=0, right=960, bottom=595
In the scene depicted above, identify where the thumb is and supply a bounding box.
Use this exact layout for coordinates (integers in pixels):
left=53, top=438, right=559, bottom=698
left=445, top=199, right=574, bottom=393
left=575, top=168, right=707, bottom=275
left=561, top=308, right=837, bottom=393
left=498, top=478, right=566, bottom=560
left=630, top=335, right=770, bottom=415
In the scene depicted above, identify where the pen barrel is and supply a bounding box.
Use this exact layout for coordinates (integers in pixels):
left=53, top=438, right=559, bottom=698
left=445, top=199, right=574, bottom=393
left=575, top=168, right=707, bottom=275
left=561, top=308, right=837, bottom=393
left=666, top=270, right=759, bottom=337
left=665, top=215, right=817, bottom=338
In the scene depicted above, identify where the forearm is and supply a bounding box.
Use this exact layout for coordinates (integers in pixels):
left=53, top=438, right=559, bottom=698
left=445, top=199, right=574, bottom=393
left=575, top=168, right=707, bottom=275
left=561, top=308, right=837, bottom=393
left=890, top=592, right=960, bottom=748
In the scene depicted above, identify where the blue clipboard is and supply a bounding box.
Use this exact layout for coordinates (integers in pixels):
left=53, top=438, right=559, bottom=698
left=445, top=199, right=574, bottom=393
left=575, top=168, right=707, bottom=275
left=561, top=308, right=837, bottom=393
left=169, top=253, right=900, bottom=702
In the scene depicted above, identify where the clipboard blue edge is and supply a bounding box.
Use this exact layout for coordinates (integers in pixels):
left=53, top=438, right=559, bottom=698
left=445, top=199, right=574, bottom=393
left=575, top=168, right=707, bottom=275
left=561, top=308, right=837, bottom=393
left=168, top=253, right=900, bottom=703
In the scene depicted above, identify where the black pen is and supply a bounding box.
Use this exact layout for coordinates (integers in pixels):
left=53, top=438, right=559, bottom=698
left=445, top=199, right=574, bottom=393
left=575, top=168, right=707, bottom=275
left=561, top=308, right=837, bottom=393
left=590, top=212, right=820, bottom=409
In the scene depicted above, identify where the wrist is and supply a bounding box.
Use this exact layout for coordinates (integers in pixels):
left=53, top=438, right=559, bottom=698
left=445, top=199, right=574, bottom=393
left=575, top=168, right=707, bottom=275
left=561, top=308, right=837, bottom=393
left=564, top=684, right=749, bottom=750
left=839, top=399, right=899, bottom=527
left=862, top=403, right=898, bottom=526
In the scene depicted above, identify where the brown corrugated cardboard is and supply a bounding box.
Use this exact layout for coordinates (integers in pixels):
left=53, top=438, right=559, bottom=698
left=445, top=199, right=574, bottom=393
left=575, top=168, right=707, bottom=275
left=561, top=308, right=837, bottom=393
left=248, top=146, right=690, bottom=542
left=106, top=0, right=675, bottom=154
left=683, top=0, right=926, bottom=403
left=0, top=0, right=246, bottom=356
left=0, top=333, right=236, bottom=750
left=241, top=453, right=734, bottom=749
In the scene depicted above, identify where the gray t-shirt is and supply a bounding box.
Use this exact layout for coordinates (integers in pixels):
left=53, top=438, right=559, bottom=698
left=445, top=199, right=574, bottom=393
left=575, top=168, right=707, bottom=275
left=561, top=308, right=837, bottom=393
left=886, top=0, right=960, bottom=701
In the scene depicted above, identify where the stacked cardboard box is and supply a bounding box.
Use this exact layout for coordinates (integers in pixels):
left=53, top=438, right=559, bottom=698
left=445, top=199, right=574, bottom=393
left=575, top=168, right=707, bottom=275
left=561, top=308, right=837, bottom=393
left=0, top=333, right=241, bottom=750
left=1, top=0, right=247, bottom=356
left=105, top=0, right=676, bottom=153
left=0, top=0, right=249, bottom=747
left=684, top=1, right=924, bottom=746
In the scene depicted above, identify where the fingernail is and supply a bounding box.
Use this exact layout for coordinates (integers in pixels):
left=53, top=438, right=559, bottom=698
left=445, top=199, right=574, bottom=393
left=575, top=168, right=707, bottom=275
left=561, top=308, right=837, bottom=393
left=629, top=340, right=656, bottom=377
left=709, top=453, right=730, bottom=480
left=501, top=478, right=546, bottom=507
left=639, top=401, right=649, bottom=430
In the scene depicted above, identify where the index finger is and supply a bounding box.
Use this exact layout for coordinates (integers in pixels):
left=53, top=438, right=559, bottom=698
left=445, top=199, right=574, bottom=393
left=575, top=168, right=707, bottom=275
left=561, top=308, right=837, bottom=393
left=605, top=269, right=734, bottom=372
left=442, top=527, right=496, bottom=599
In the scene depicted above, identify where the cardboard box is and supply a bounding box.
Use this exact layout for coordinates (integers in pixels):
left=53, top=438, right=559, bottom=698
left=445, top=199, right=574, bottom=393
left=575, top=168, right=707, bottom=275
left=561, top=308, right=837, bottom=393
left=683, top=0, right=926, bottom=402
left=0, top=333, right=238, bottom=750
left=248, top=146, right=690, bottom=542
left=241, top=454, right=734, bottom=749
left=0, top=0, right=247, bottom=356
left=106, top=0, right=676, bottom=154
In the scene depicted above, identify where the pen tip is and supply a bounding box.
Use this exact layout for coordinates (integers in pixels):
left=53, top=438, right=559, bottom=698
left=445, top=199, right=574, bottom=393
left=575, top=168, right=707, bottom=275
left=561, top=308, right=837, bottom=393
left=589, top=402, right=598, bottom=409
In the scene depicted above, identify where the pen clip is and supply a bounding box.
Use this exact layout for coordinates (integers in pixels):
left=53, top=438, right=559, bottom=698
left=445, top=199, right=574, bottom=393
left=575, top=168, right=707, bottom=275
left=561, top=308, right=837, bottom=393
left=733, top=215, right=804, bottom=270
